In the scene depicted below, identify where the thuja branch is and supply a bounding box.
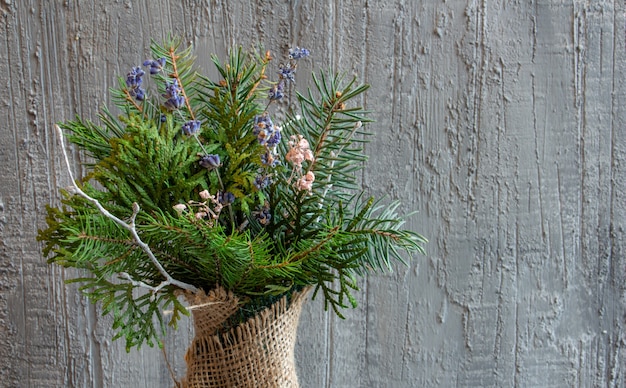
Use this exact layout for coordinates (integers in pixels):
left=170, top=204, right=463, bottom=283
left=55, top=124, right=199, bottom=294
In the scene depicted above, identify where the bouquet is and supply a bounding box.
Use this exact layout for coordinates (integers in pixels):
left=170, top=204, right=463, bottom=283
left=38, top=38, right=426, bottom=351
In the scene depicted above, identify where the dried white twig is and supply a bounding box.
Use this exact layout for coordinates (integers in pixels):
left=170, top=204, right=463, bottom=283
left=55, top=124, right=199, bottom=294
left=162, top=301, right=225, bottom=316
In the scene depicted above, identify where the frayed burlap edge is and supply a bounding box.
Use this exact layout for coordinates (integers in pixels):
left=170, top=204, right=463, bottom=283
left=179, top=287, right=311, bottom=388
left=183, top=287, right=241, bottom=338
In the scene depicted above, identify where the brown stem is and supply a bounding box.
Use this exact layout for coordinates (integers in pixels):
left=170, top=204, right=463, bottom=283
left=244, top=50, right=272, bottom=101
left=123, top=89, right=144, bottom=113
left=168, top=47, right=195, bottom=120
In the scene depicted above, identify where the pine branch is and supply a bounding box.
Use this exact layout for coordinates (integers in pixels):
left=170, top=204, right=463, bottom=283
left=167, top=44, right=196, bottom=119
left=317, top=120, right=363, bottom=218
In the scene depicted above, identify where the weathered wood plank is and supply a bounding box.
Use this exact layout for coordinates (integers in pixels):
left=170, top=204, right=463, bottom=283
left=0, top=1, right=623, bottom=387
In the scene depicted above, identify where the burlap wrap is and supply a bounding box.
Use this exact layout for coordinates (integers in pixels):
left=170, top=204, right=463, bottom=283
left=179, top=287, right=310, bottom=388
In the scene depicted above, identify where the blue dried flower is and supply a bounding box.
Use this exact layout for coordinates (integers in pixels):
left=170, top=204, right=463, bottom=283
left=128, top=86, right=145, bottom=101
left=252, top=203, right=272, bottom=225
left=181, top=120, right=201, bottom=136
left=253, top=114, right=280, bottom=146
left=266, top=130, right=281, bottom=148
left=254, top=174, right=272, bottom=190
left=165, top=95, right=184, bottom=110
left=278, top=63, right=296, bottom=83
left=288, top=47, right=310, bottom=60
left=218, top=191, right=235, bottom=205
left=126, top=66, right=146, bottom=101
left=199, top=154, right=221, bottom=169
left=268, top=80, right=285, bottom=100
left=126, top=66, right=145, bottom=88
left=163, top=79, right=184, bottom=110
left=143, top=57, right=166, bottom=74
left=260, top=150, right=280, bottom=167
left=254, top=113, right=273, bottom=128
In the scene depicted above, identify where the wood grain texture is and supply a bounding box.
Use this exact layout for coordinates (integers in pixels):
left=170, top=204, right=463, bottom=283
left=1, top=1, right=624, bottom=387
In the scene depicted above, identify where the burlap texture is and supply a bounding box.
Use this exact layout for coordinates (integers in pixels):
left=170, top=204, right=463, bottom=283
left=180, top=287, right=310, bottom=388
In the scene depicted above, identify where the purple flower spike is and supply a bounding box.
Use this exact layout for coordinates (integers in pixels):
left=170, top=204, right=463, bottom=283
left=260, top=150, right=280, bottom=167
left=268, top=80, right=285, bottom=100
left=288, top=47, right=310, bottom=60
left=164, top=95, right=184, bottom=110
left=218, top=191, right=235, bottom=205
left=266, top=129, right=281, bottom=148
left=254, top=174, right=272, bottom=190
left=181, top=120, right=201, bottom=136
left=125, top=67, right=146, bottom=101
left=253, top=113, right=281, bottom=147
left=164, top=79, right=181, bottom=95
left=252, top=203, right=272, bottom=225
left=130, top=87, right=145, bottom=101
left=199, top=154, right=221, bottom=170
left=143, top=57, right=167, bottom=74
left=163, top=79, right=184, bottom=110
left=278, top=63, right=296, bottom=83
left=126, top=67, right=145, bottom=88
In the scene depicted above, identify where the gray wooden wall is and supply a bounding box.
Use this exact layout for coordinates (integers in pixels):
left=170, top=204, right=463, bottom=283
left=1, top=1, right=624, bottom=387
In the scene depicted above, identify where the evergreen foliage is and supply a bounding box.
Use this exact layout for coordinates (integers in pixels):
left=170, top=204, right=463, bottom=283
left=38, top=37, right=426, bottom=351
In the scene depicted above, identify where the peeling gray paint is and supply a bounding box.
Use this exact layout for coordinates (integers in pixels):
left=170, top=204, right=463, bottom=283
left=1, top=1, right=624, bottom=387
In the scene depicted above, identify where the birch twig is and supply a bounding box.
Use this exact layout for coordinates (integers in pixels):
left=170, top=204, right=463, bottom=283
left=55, top=124, right=199, bottom=294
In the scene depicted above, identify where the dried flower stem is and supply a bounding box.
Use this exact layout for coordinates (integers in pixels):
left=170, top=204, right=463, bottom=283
left=123, top=89, right=144, bottom=113
left=55, top=124, right=199, bottom=294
